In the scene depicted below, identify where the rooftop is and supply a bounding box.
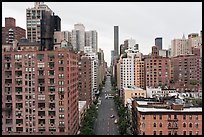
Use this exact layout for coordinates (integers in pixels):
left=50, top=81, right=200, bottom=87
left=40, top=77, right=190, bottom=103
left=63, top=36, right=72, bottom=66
left=124, top=86, right=144, bottom=91
left=137, top=106, right=202, bottom=113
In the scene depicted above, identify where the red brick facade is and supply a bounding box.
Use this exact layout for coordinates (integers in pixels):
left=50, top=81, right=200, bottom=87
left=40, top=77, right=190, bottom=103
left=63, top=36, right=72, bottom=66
left=132, top=101, right=202, bottom=135
left=2, top=46, right=79, bottom=134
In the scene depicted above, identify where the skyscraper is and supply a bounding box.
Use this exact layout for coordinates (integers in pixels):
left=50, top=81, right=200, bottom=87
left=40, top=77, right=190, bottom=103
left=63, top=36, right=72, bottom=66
left=71, top=23, right=85, bottom=52
left=111, top=50, right=114, bottom=65
left=114, top=26, right=119, bottom=57
left=26, top=2, right=53, bottom=43
left=26, top=2, right=61, bottom=50
left=155, top=37, right=162, bottom=50
left=85, top=30, right=98, bottom=53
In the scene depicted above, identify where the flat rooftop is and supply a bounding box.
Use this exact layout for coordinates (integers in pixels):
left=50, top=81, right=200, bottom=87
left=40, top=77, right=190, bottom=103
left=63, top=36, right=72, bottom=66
left=137, top=106, right=202, bottom=113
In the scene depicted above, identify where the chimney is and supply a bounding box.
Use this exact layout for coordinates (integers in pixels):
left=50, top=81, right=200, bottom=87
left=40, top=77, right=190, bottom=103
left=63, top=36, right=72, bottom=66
left=5, top=17, right=16, bottom=28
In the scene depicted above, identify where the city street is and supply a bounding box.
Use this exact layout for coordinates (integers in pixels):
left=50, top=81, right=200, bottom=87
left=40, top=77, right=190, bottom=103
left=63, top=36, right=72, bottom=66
left=94, top=75, right=120, bottom=135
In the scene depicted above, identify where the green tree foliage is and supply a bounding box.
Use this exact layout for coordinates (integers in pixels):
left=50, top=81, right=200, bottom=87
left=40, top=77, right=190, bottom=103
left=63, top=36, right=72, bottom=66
left=118, top=118, right=128, bottom=135
left=188, top=79, right=200, bottom=85
left=191, top=98, right=202, bottom=107
left=80, top=104, right=97, bottom=135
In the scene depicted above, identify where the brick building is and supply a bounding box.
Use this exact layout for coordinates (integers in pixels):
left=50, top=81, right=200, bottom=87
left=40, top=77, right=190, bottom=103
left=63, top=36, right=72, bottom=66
left=78, top=51, right=92, bottom=108
left=144, top=46, right=171, bottom=89
left=170, top=50, right=202, bottom=92
left=2, top=44, right=79, bottom=135
left=2, top=17, right=26, bottom=44
left=132, top=100, right=202, bottom=135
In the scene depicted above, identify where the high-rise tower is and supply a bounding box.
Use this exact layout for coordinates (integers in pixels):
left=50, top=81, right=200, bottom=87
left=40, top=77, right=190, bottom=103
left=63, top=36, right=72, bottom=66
left=155, top=37, right=162, bottom=50
left=114, top=26, right=119, bottom=57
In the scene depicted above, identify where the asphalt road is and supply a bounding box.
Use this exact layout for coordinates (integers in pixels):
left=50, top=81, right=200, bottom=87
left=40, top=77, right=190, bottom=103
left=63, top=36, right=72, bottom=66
left=94, top=75, right=120, bottom=135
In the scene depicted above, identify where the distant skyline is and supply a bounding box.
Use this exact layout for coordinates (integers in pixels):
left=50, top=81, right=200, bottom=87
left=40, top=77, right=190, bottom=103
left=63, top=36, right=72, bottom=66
left=2, top=2, right=202, bottom=66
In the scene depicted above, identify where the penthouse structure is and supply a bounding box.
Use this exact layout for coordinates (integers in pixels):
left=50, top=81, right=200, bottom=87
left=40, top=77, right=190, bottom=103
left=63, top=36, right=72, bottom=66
left=2, top=17, right=26, bottom=45
left=2, top=44, right=79, bottom=135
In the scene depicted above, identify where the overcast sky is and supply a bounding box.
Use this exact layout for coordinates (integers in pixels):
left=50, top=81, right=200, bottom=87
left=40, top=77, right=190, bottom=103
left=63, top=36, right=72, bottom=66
left=2, top=2, right=202, bottom=66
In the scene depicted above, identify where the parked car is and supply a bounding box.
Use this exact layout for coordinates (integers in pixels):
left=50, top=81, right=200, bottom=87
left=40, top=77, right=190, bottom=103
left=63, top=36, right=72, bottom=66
left=110, top=115, right=115, bottom=118
left=114, top=119, right=118, bottom=124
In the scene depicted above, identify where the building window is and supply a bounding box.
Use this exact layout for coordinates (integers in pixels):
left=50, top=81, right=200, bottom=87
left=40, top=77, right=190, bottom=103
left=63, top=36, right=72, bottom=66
left=142, top=132, right=145, bottom=135
left=153, top=131, right=156, bottom=135
left=59, top=108, right=64, bottom=113
left=58, top=74, right=64, bottom=79
left=195, top=123, right=198, bottom=129
left=174, top=122, right=177, bottom=128
left=153, top=115, right=156, bottom=120
left=189, top=131, right=192, bottom=135
left=168, top=122, right=171, bottom=128
left=15, top=54, right=22, bottom=60
left=58, top=60, right=64, bottom=64
left=183, top=122, right=186, bottom=127
left=159, top=123, right=162, bottom=128
left=37, top=54, right=44, bottom=60
left=59, top=67, right=64, bottom=71
left=142, top=123, right=145, bottom=128
left=59, top=114, right=64, bottom=119
left=59, top=121, right=64, bottom=126
left=174, top=131, right=177, bottom=135
left=174, top=114, right=177, bottom=119
left=38, top=70, right=44, bottom=76
left=58, top=81, right=64, bottom=86
left=48, top=70, right=55, bottom=76
left=195, top=131, right=199, bottom=135
left=37, top=63, right=45, bottom=68
left=189, top=123, right=192, bottom=128
left=183, top=131, right=186, bottom=135
left=142, top=115, right=145, bottom=120
left=58, top=87, right=64, bottom=92
left=183, top=115, right=186, bottom=120
left=153, top=123, right=156, bottom=127
left=196, top=115, right=198, bottom=120
left=168, top=131, right=171, bottom=135
left=159, top=131, right=162, bottom=135
left=168, top=114, right=171, bottom=119
left=159, top=115, right=162, bottom=120
left=189, top=115, right=192, bottom=120
left=48, top=78, right=55, bottom=84
left=48, top=62, right=55, bottom=68
left=59, top=101, right=64, bottom=106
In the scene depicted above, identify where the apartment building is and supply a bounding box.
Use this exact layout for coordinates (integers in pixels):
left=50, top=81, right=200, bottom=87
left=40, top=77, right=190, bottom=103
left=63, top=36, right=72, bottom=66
left=78, top=51, right=92, bottom=108
left=132, top=99, right=202, bottom=135
left=170, top=51, right=202, bottom=92
left=134, top=57, right=145, bottom=89
left=171, top=31, right=202, bottom=57
left=2, top=44, right=79, bottom=135
left=144, top=46, right=171, bottom=88
left=122, top=86, right=146, bottom=107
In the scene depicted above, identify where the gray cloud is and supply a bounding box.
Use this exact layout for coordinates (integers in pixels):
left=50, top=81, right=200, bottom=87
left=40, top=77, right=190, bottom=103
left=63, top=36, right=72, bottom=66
left=2, top=2, right=202, bottom=66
